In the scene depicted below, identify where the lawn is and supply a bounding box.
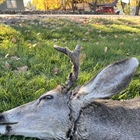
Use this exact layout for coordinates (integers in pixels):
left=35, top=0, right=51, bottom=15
left=0, top=16, right=140, bottom=140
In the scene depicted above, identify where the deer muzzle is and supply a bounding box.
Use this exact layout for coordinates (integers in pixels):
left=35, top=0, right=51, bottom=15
left=0, top=114, right=18, bottom=135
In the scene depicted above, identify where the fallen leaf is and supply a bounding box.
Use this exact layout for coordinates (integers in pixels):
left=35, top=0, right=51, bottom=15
left=37, top=33, right=41, bottom=36
left=27, top=43, right=32, bottom=48
left=53, top=39, right=58, bottom=42
left=99, top=34, right=103, bottom=38
left=133, top=38, right=138, bottom=41
left=10, top=56, right=20, bottom=60
left=119, top=42, right=124, bottom=46
left=104, top=47, right=108, bottom=53
left=12, top=38, right=16, bottom=43
left=83, top=19, right=88, bottom=24
left=53, top=67, right=59, bottom=75
left=73, top=35, right=76, bottom=39
left=69, top=29, right=73, bottom=33
left=39, top=21, right=42, bottom=25
left=4, top=54, right=9, bottom=59
left=51, top=29, right=56, bottom=32
left=33, top=44, right=37, bottom=47
left=129, top=33, right=134, bottom=36
left=19, top=23, right=23, bottom=27
left=85, top=31, right=90, bottom=35
left=82, top=38, right=88, bottom=41
left=96, top=42, right=99, bottom=45
left=24, top=30, right=30, bottom=33
left=97, top=30, right=101, bottom=33
left=17, top=66, right=28, bottom=72
left=5, top=62, right=11, bottom=70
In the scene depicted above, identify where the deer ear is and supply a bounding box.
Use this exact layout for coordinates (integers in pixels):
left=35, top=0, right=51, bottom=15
left=77, top=58, right=139, bottom=103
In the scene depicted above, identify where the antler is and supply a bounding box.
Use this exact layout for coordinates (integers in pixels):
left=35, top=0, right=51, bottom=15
left=54, top=45, right=81, bottom=92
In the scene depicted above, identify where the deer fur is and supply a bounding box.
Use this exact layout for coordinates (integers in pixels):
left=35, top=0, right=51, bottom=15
left=0, top=45, right=139, bottom=140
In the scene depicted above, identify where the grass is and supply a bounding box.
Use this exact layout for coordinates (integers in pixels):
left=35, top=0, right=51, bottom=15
left=0, top=16, right=140, bottom=140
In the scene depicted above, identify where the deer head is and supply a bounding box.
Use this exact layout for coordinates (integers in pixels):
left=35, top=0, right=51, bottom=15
left=0, top=45, right=139, bottom=140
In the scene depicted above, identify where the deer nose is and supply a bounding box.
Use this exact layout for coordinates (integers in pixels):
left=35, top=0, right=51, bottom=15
left=0, top=114, right=18, bottom=125
left=0, top=115, right=5, bottom=122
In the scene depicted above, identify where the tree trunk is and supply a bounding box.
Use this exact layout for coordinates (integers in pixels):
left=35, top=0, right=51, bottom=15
left=121, top=1, right=126, bottom=13
left=72, top=0, right=75, bottom=12
left=135, top=0, right=140, bottom=15
left=93, top=0, right=98, bottom=13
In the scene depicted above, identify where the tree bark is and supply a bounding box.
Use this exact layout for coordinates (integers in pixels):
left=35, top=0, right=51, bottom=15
left=72, top=0, right=75, bottom=12
left=93, top=0, right=98, bottom=13
left=135, top=0, right=140, bottom=15
left=120, top=1, right=126, bottom=13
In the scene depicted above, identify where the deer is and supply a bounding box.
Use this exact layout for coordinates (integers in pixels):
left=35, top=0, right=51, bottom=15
left=0, top=45, right=139, bottom=140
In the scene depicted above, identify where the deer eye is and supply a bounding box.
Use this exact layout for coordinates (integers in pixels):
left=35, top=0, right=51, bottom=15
left=40, top=95, right=54, bottom=101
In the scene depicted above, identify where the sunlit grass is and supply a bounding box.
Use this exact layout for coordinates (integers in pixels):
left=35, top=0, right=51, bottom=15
left=0, top=16, right=140, bottom=140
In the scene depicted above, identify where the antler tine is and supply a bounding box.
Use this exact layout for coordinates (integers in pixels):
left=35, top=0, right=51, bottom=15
left=54, top=44, right=81, bottom=92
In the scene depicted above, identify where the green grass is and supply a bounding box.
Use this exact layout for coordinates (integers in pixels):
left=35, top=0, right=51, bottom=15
left=0, top=16, right=140, bottom=140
